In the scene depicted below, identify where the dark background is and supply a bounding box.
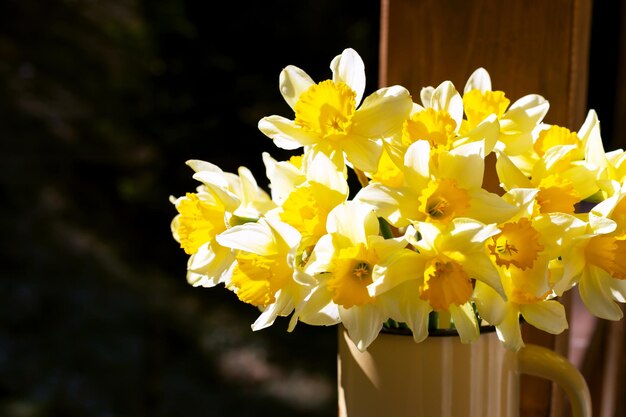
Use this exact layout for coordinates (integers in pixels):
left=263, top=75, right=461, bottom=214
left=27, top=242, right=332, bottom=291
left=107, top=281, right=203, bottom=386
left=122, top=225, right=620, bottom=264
left=0, top=1, right=622, bottom=417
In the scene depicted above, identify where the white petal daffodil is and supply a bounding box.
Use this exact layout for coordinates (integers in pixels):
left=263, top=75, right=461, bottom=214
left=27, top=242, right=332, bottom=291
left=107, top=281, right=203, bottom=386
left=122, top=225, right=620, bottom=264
left=462, top=67, right=550, bottom=156
left=293, top=200, right=419, bottom=351
left=215, top=217, right=310, bottom=331
left=474, top=207, right=584, bottom=351
left=258, top=48, right=412, bottom=173
left=496, top=110, right=606, bottom=213
left=170, top=160, right=276, bottom=288
left=556, top=185, right=626, bottom=320
left=368, top=219, right=503, bottom=344
left=263, top=150, right=349, bottom=250
left=355, top=140, right=518, bottom=228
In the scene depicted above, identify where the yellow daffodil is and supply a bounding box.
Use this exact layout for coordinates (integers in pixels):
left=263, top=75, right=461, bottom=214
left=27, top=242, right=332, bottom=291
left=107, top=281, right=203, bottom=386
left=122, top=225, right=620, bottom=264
left=258, top=48, right=412, bottom=173
left=170, top=159, right=278, bottom=288
left=189, top=159, right=276, bottom=222
left=557, top=186, right=626, bottom=320
left=263, top=150, right=349, bottom=250
left=368, top=219, right=502, bottom=344
left=170, top=190, right=235, bottom=288
left=495, top=113, right=606, bottom=213
left=462, top=67, right=550, bottom=156
left=475, top=207, right=583, bottom=351
left=401, top=81, right=464, bottom=151
left=216, top=218, right=310, bottom=331
left=292, top=201, right=419, bottom=351
left=500, top=110, right=604, bottom=204
left=356, top=140, right=517, bottom=228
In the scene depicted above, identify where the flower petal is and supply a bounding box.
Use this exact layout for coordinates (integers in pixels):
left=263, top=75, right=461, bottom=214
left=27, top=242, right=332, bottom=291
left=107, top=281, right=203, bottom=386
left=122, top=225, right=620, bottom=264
left=252, top=289, right=294, bottom=331
left=341, top=136, right=383, bottom=173
left=500, top=94, right=549, bottom=133
left=578, top=266, right=624, bottom=320
left=290, top=284, right=340, bottom=330
left=351, top=85, right=412, bottom=138
left=340, top=304, right=387, bottom=352
left=216, top=222, right=276, bottom=255
left=474, top=280, right=507, bottom=325
left=463, top=252, right=504, bottom=297
left=463, top=67, right=491, bottom=93
left=495, top=151, right=534, bottom=191
left=378, top=281, right=432, bottom=343
left=496, top=307, right=524, bottom=351
left=450, top=303, right=479, bottom=344
left=466, top=188, right=519, bottom=225
left=187, top=241, right=235, bottom=286
left=258, top=115, right=319, bottom=150
left=431, top=80, right=463, bottom=129
left=369, top=249, right=424, bottom=296
left=331, top=48, right=366, bottom=106
left=520, top=300, right=568, bottom=335
left=579, top=109, right=607, bottom=169
left=279, top=65, right=315, bottom=109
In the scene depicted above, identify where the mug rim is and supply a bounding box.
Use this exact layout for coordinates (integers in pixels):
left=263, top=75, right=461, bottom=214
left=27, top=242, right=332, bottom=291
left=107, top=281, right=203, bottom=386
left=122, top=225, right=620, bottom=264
left=380, top=323, right=498, bottom=337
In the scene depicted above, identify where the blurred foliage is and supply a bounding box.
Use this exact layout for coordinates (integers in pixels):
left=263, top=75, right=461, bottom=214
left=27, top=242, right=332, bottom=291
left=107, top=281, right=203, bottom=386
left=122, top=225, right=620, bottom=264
left=0, top=0, right=380, bottom=416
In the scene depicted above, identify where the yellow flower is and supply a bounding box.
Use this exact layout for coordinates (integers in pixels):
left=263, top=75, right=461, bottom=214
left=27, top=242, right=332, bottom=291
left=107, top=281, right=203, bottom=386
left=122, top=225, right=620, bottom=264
left=463, top=89, right=510, bottom=131
left=498, top=110, right=603, bottom=204
left=420, top=254, right=473, bottom=311
left=462, top=67, right=550, bottom=156
left=368, top=146, right=405, bottom=188
left=356, top=140, right=517, bottom=228
left=377, top=79, right=500, bottom=184
left=172, top=192, right=226, bottom=256
left=263, top=150, right=349, bottom=249
left=369, top=219, right=502, bottom=344
left=258, top=48, right=412, bottom=173
left=171, top=160, right=277, bottom=288
left=402, top=107, right=458, bottom=150
left=294, top=201, right=419, bottom=351
left=216, top=218, right=308, bottom=331
left=475, top=211, right=582, bottom=351
left=559, top=188, right=626, bottom=320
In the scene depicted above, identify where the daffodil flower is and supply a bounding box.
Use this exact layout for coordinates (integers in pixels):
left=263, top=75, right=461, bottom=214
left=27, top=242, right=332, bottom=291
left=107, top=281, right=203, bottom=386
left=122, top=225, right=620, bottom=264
left=263, top=150, right=349, bottom=250
left=557, top=185, right=626, bottom=320
left=368, top=219, right=502, bottom=344
left=189, top=159, right=276, bottom=222
left=292, top=200, right=419, bottom=351
left=462, top=67, right=550, bottom=156
left=355, top=140, right=517, bottom=228
left=258, top=48, right=412, bottom=173
left=475, top=207, right=583, bottom=351
left=215, top=217, right=311, bottom=331
left=170, top=159, right=277, bottom=288
left=495, top=111, right=607, bottom=213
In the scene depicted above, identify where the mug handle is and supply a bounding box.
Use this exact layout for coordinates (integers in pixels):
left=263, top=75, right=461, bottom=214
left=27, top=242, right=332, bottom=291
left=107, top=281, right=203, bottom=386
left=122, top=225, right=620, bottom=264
left=517, top=343, right=592, bottom=417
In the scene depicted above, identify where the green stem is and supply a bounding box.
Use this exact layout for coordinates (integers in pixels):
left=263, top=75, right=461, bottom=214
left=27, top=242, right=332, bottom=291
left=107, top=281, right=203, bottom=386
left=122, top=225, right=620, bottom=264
left=378, top=217, right=394, bottom=239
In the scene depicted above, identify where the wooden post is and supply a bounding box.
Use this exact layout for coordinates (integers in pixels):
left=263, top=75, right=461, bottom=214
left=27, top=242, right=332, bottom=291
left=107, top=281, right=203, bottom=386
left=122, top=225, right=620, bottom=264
left=379, top=1, right=593, bottom=416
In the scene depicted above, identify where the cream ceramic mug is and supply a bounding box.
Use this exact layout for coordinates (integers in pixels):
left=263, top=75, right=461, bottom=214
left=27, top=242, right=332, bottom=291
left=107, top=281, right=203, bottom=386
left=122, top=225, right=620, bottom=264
left=338, top=326, right=591, bottom=417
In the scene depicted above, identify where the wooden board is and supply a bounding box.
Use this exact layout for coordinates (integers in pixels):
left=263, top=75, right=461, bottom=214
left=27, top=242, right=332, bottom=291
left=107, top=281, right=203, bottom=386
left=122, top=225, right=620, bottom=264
left=379, top=1, right=593, bottom=415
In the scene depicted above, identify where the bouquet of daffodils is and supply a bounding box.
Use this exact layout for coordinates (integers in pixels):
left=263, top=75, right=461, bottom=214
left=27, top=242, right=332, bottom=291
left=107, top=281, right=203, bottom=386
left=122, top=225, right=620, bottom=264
left=170, top=48, right=626, bottom=352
